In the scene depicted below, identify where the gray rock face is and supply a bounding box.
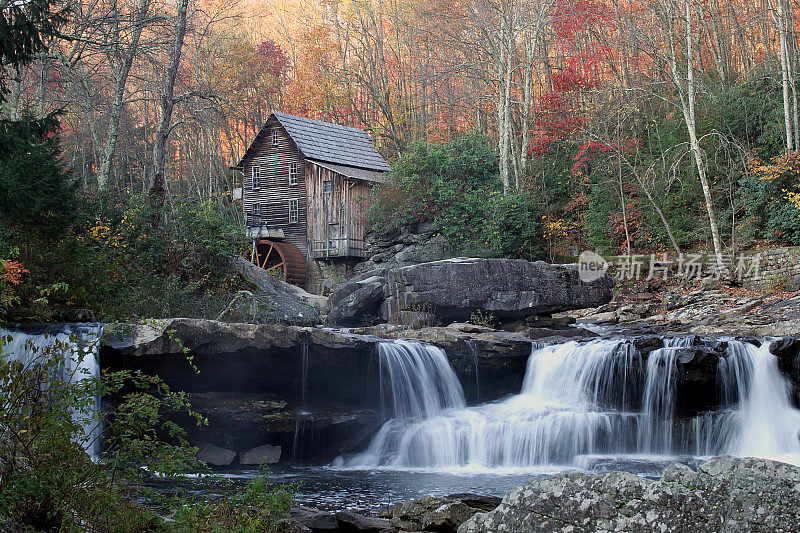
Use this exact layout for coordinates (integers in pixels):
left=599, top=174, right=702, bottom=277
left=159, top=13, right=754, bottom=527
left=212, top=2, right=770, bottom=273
left=328, top=258, right=614, bottom=327
left=355, top=223, right=452, bottom=275
left=326, top=277, right=385, bottom=327
left=391, top=496, right=453, bottom=532
left=384, top=258, right=613, bottom=323
left=390, top=495, right=497, bottom=533
left=239, top=444, right=282, bottom=465
left=422, top=502, right=478, bottom=532
left=334, top=510, right=392, bottom=532
left=196, top=444, right=236, bottom=466
left=230, top=256, right=325, bottom=325
left=458, top=456, right=800, bottom=532
left=290, top=506, right=339, bottom=530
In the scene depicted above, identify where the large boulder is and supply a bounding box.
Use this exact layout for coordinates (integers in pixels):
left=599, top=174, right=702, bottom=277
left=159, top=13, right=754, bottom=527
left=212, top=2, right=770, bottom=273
left=326, top=276, right=386, bottom=327
left=196, top=444, right=236, bottom=466
left=230, top=256, right=326, bottom=325
left=458, top=456, right=800, bottom=532
left=240, top=444, right=282, bottom=465
left=328, top=258, right=614, bottom=327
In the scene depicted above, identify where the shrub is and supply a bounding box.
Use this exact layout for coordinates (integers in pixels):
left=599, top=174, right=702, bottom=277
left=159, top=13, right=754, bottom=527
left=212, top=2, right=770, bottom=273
left=0, top=333, right=294, bottom=532
left=367, top=135, right=545, bottom=261
left=741, top=151, right=800, bottom=244
left=3, top=193, right=247, bottom=321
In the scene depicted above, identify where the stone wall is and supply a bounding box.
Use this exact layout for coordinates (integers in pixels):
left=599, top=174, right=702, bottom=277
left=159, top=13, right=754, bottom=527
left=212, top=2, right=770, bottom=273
left=743, top=246, right=800, bottom=291
left=354, top=222, right=455, bottom=275
left=304, top=223, right=453, bottom=295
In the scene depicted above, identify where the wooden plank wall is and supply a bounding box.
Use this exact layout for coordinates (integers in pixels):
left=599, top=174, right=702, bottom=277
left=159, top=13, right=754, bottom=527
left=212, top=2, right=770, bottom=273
left=241, top=118, right=307, bottom=253
left=306, top=162, right=372, bottom=253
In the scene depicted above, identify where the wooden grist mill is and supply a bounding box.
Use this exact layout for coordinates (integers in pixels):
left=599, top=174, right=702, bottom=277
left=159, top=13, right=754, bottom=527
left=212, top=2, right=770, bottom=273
left=232, top=111, right=391, bottom=290
left=248, top=239, right=307, bottom=286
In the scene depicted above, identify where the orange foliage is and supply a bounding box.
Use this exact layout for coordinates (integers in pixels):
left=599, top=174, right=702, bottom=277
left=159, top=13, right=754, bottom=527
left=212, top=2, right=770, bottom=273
left=1, top=260, right=28, bottom=286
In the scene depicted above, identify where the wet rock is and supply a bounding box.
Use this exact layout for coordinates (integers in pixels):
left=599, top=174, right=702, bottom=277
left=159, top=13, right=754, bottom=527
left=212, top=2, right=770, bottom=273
left=446, top=323, right=496, bottom=334
left=458, top=456, right=800, bottom=532
left=239, top=444, right=282, bottom=465
left=335, top=510, right=392, bottom=532
left=391, top=496, right=452, bottom=532
left=445, top=494, right=502, bottom=512
left=291, top=506, right=339, bottom=530
left=579, top=310, right=618, bottom=323
left=422, top=502, right=479, bottom=532
left=277, top=518, right=313, bottom=533
left=101, top=321, right=385, bottom=462
left=326, top=277, right=386, bottom=327
left=196, top=445, right=235, bottom=466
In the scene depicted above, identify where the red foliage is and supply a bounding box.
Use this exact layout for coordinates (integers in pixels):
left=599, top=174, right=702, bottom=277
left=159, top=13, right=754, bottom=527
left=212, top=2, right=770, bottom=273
left=1, top=260, right=28, bottom=286
left=570, top=139, right=638, bottom=175
left=608, top=199, right=650, bottom=253
left=553, top=0, right=613, bottom=40
left=529, top=61, right=599, bottom=155
left=257, top=39, right=289, bottom=78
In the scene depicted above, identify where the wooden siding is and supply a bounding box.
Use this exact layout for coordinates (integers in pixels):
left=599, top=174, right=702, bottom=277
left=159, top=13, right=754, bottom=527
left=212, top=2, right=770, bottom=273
left=306, top=161, right=373, bottom=257
left=241, top=117, right=308, bottom=253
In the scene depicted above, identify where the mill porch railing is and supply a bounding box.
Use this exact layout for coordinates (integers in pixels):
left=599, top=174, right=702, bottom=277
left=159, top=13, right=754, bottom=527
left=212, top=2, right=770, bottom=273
left=310, top=238, right=366, bottom=259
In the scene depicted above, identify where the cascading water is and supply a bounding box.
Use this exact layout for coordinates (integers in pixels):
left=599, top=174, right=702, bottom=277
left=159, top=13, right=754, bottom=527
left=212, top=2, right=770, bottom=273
left=637, top=336, right=695, bottom=454
left=338, top=336, right=800, bottom=472
left=0, top=325, right=103, bottom=458
left=693, top=340, right=800, bottom=464
left=341, top=339, right=646, bottom=470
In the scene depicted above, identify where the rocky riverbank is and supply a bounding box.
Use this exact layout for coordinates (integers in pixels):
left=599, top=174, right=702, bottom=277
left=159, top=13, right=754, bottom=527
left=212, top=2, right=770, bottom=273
left=566, top=278, right=800, bottom=338
left=275, top=456, right=800, bottom=532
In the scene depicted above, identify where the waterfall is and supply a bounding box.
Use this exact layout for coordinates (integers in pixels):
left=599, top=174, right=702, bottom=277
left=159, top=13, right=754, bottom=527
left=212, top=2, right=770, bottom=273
left=638, top=336, right=695, bottom=454
left=338, top=336, right=800, bottom=472
left=694, top=340, right=800, bottom=464
left=341, top=339, right=644, bottom=470
left=376, top=340, right=465, bottom=421
left=0, top=325, right=103, bottom=458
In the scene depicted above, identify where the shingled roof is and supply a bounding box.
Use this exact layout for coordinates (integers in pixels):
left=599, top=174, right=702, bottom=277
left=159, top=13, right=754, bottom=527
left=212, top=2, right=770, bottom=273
left=237, top=112, right=392, bottom=173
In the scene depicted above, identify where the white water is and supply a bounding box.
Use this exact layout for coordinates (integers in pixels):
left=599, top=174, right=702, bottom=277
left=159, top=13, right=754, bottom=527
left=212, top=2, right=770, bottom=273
left=0, top=325, right=103, bottom=458
left=694, top=340, right=800, bottom=464
left=338, top=337, right=800, bottom=472
left=637, top=336, right=695, bottom=454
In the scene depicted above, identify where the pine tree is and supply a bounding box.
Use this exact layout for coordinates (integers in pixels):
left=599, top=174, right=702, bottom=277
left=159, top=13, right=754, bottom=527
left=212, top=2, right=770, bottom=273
left=0, top=0, right=75, bottom=232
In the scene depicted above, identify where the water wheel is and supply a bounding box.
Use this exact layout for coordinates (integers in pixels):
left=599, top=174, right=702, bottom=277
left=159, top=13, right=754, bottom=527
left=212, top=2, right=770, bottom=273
left=249, top=239, right=307, bottom=286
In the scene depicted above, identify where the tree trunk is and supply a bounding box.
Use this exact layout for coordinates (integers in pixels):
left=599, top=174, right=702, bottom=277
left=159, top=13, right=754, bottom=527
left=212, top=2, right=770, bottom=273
left=497, top=17, right=512, bottom=192
left=775, top=0, right=794, bottom=150
left=684, top=0, right=727, bottom=273
left=151, top=0, right=189, bottom=219
left=98, top=0, right=152, bottom=190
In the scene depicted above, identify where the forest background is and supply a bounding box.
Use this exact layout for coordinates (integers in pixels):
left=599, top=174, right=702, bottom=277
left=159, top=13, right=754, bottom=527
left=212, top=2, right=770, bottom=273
left=2, top=0, right=800, bottom=319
